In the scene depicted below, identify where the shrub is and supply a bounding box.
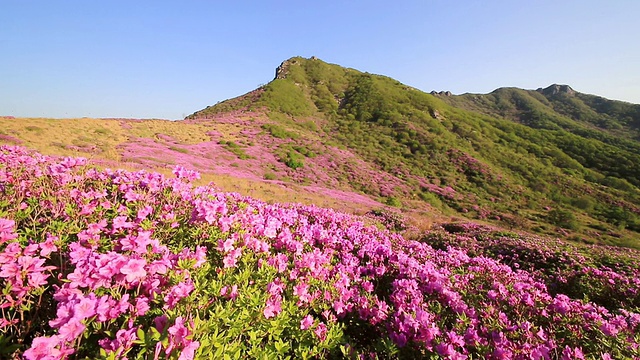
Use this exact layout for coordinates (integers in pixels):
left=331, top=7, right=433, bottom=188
left=548, top=208, right=579, bottom=230
left=283, top=151, right=304, bottom=169
left=384, top=196, right=402, bottom=208
left=262, top=124, right=299, bottom=140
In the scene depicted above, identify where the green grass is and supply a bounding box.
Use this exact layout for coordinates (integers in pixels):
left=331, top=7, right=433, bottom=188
left=261, top=123, right=299, bottom=139
left=220, top=140, right=253, bottom=160
left=169, top=146, right=190, bottom=154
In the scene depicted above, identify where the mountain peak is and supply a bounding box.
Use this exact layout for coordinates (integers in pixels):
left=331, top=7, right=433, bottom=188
left=274, top=56, right=320, bottom=80
left=537, top=84, right=575, bottom=96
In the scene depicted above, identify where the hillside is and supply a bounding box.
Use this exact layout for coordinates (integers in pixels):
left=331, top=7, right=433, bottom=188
left=2, top=146, right=639, bottom=358
left=187, top=56, right=640, bottom=249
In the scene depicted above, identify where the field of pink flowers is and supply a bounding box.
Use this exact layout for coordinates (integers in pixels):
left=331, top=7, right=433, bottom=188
left=1, top=145, right=639, bottom=359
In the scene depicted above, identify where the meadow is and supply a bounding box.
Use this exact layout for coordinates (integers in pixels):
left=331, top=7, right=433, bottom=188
left=1, top=145, right=639, bottom=359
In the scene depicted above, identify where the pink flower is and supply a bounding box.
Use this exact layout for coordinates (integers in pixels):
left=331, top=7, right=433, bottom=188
left=0, top=261, right=19, bottom=279
left=168, top=317, right=188, bottom=343
left=218, top=238, right=235, bottom=252
left=0, top=218, right=18, bottom=243
left=40, top=235, right=58, bottom=257
left=194, top=246, right=207, bottom=267
left=267, top=278, right=285, bottom=296
left=120, top=258, right=147, bottom=283
left=73, top=295, right=97, bottom=320
left=23, top=335, right=63, bottom=360
left=172, top=165, right=200, bottom=181
left=135, top=297, right=150, bottom=316
left=58, top=318, right=86, bottom=342
left=164, top=281, right=195, bottom=308
left=263, top=299, right=282, bottom=319
left=112, top=216, right=134, bottom=231
left=300, top=315, right=314, bottom=330
left=0, top=218, right=15, bottom=233
left=314, top=323, right=328, bottom=341
left=95, top=295, right=112, bottom=321
left=179, top=341, right=200, bottom=360
left=24, top=243, right=39, bottom=256
left=600, top=322, right=619, bottom=337
left=223, top=248, right=242, bottom=268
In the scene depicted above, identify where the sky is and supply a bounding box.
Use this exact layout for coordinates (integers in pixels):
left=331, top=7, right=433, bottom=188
left=1, top=1, right=639, bottom=119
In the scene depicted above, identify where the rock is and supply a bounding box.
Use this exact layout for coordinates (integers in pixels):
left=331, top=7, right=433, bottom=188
left=538, top=84, right=575, bottom=96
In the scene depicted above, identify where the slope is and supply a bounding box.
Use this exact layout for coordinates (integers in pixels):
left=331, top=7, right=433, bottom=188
left=188, top=56, right=640, bottom=249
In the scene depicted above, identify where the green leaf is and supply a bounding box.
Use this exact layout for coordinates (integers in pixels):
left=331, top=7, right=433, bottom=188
left=136, top=328, right=146, bottom=342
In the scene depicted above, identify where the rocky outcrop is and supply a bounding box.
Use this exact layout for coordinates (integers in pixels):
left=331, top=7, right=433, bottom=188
left=537, top=84, right=575, bottom=96
left=275, top=60, right=291, bottom=80
left=430, top=91, right=452, bottom=97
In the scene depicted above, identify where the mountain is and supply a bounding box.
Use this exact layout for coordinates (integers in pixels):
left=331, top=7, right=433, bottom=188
left=187, top=56, right=640, bottom=248
left=2, top=57, right=639, bottom=248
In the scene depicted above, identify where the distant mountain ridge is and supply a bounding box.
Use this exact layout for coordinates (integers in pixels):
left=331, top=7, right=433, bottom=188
left=188, top=56, right=640, bottom=248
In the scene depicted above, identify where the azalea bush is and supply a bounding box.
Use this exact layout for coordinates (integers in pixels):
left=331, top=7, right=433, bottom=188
left=425, top=223, right=640, bottom=312
left=1, top=146, right=640, bottom=359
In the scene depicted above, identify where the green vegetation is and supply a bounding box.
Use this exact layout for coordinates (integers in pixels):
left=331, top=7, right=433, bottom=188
left=185, top=57, right=640, bottom=248
left=257, top=79, right=313, bottom=116
left=169, top=146, right=190, bottom=154
left=261, top=123, right=299, bottom=139
left=547, top=208, right=579, bottom=230
left=263, top=172, right=277, bottom=180
left=220, top=140, right=253, bottom=160
left=282, top=150, right=304, bottom=170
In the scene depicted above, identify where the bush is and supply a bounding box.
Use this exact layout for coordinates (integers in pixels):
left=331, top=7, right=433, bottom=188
left=548, top=208, right=579, bottom=230
left=283, top=151, right=304, bottom=169
left=384, top=196, right=402, bottom=208
left=262, top=124, right=299, bottom=140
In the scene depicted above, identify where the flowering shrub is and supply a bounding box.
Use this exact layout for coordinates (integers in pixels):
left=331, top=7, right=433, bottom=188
left=364, top=208, right=408, bottom=232
left=426, top=223, right=640, bottom=312
left=1, top=146, right=640, bottom=359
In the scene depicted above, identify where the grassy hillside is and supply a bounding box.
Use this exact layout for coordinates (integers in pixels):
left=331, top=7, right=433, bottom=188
left=188, top=57, right=640, bottom=249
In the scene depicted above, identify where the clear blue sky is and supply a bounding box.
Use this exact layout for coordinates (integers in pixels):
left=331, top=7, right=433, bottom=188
left=1, top=1, right=638, bottom=119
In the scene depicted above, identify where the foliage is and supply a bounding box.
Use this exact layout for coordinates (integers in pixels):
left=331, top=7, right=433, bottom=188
left=547, top=208, right=579, bottom=230
left=257, top=79, right=313, bottom=116
left=220, top=140, right=253, bottom=160
left=364, top=208, right=407, bottom=232
left=261, top=124, right=299, bottom=140
left=282, top=150, right=304, bottom=170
